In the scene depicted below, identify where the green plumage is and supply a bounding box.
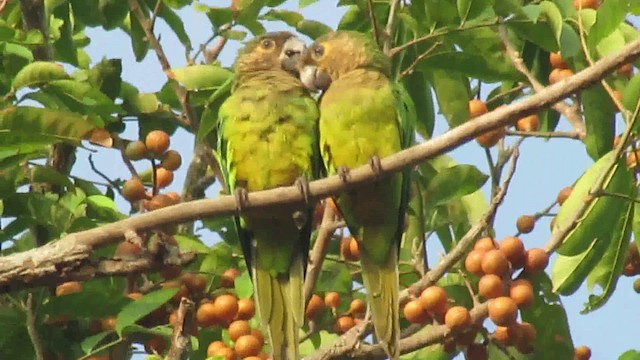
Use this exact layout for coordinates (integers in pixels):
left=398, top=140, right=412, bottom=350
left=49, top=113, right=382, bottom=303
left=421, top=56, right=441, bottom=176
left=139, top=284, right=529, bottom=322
left=306, top=31, right=415, bottom=360
left=217, top=32, right=320, bottom=360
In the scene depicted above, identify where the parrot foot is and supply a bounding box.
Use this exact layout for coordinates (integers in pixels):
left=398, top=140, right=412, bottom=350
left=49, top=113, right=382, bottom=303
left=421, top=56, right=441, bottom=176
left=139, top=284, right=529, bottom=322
left=294, top=176, right=311, bottom=205
left=369, top=155, right=383, bottom=179
left=234, top=187, right=250, bottom=213
left=338, top=165, right=351, bottom=183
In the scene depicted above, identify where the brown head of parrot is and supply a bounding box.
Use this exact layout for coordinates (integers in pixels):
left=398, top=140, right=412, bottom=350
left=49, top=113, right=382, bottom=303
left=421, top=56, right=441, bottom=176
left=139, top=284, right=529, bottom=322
left=233, top=31, right=306, bottom=79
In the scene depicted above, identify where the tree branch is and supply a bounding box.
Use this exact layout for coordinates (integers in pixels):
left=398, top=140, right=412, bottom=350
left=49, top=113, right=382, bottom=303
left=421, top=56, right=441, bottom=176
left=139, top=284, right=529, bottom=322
left=25, top=293, right=45, bottom=360
left=2, top=35, right=640, bottom=291
left=304, top=203, right=339, bottom=305
left=498, top=25, right=587, bottom=139
left=167, top=297, right=195, bottom=360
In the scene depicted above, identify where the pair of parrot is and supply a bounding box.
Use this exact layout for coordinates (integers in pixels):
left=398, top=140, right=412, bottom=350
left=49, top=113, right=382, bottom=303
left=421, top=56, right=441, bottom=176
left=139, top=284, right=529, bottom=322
left=216, top=30, right=415, bottom=360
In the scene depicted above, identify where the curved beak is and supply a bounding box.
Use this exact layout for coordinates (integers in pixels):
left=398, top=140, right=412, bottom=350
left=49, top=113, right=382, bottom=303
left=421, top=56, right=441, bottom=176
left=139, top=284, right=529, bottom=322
left=299, top=65, right=332, bottom=92
left=280, top=37, right=306, bottom=74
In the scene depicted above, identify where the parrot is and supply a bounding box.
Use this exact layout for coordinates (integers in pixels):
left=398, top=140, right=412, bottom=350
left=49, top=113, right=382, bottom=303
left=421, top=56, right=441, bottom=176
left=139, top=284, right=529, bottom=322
left=298, top=30, right=415, bottom=359
left=216, top=32, right=320, bottom=360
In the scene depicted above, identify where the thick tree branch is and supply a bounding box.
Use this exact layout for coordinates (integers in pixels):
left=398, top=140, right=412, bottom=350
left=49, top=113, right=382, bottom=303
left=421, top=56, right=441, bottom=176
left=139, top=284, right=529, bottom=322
left=498, top=26, right=587, bottom=139
left=2, top=36, right=640, bottom=291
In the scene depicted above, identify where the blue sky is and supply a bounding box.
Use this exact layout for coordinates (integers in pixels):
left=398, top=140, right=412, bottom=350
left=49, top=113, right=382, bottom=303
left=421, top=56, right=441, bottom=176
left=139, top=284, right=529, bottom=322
left=78, top=1, right=639, bottom=358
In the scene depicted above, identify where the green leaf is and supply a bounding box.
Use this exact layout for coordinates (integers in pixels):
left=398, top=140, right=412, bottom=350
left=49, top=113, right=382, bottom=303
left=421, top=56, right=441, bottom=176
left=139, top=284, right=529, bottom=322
left=402, top=72, right=434, bottom=139
left=582, top=84, right=615, bottom=160
left=417, top=51, right=519, bottom=82
left=261, top=9, right=304, bottom=26
left=620, top=350, right=640, bottom=360
left=174, top=234, right=211, bottom=254
left=299, top=330, right=338, bottom=356
left=197, top=76, right=233, bottom=143
left=587, top=0, right=629, bottom=50
left=86, top=195, right=126, bottom=222
left=296, top=20, right=332, bottom=39
left=582, top=200, right=633, bottom=313
left=80, top=332, right=111, bottom=353
left=456, top=0, right=492, bottom=23
left=317, top=263, right=352, bottom=293
left=0, top=107, right=97, bottom=143
left=538, top=1, right=563, bottom=46
left=521, top=272, right=575, bottom=359
left=596, top=29, right=627, bottom=58
left=424, top=165, right=488, bottom=206
left=30, top=165, right=74, bottom=189
left=128, top=11, right=150, bottom=61
left=400, top=341, right=450, bottom=359
left=299, top=0, right=318, bottom=7
left=53, top=3, right=78, bottom=66
left=116, top=288, right=178, bottom=335
left=427, top=69, right=470, bottom=127
left=11, top=61, right=68, bottom=90
left=234, top=270, right=254, bottom=299
left=87, top=58, right=123, bottom=100
left=153, top=2, right=191, bottom=49
left=555, top=151, right=633, bottom=256
left=624, top=73, right=640, bottom=124
left=41, top=290, right=130, bottom=318
left=168, top=65, right=232, bottom=91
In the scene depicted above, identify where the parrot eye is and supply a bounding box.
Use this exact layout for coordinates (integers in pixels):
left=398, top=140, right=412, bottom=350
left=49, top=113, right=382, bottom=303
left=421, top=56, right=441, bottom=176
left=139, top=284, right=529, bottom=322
left=261, top=39, right=275, bottom=49
left=284, top=49, right=298, bottom=57
left=311, top=45, right=324, bottom=60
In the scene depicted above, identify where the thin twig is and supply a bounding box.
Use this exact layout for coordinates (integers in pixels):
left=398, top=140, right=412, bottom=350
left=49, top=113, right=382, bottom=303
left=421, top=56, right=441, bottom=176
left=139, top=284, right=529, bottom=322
left=167, top=297, right=195, bottom=360
left=592, top=189, right=640, bottom=204
left=459, top=270, right=480, bottom=306
left=304, top=203, right=340, bottom=306
left=486, top=83, right=527, bottom=106
left=25, top=293, right=44, bottom=360
left=383, top=0, right=400, bottom=54
left=399, top=41, right=442, bottom=79
left=204, top=37, right=228, bottom=64
left=115, top=137, right=140, bottom=178
left=88, top=154, right=122, bottom=195
left=367, top=0, right=380, bottom=48
left=506, top=130, right=581, bottom=139
left=150, top=0, right=163, bottom=31
left=498, top=25, right=587, bottom=139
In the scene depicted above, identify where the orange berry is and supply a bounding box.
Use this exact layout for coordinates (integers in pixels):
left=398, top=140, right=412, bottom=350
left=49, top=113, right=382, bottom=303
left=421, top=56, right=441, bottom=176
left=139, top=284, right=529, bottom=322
left=549, top=52, right=568, bottom=69
left=147, top=194, right=175, bottom=211
left=444, top=306, right=471, bottom=330
left=251, top=329, right=265, bottom=348
left=228, top=320, right=251, bottom=342
left=469, top=99, right=488, bottom=118
left=349, top=237, right=360, bottom=259
left=465, top=249, right=486, bottom=277
left=55, top=281, right=83, bottom=296
left=557, top=186, right=573, bottom=205
left=524, top=248, right=549, bottom=274
left=572, top=0, right=598, bottom=10
left=493, top=326, right=519, bottom=346
left=348, top=298, right=366, bottom=316
left=478, top=274, right=504, bottom=299
left=516, top=215, right=535, bottom=234
left=211, top=346, right=236, bottom=360
left=207, top=341, right=226, bottom=357
left=335, top=315, right=356, bottom=334
left=115, top=240, right=143, bottom=259
left=213, top=294, right=239, bottom=325
left=476, top=127, right=506, bottom=148
left=574, top=345, right=592, bottom=360
left=403, top=299, right=431, bottom=324
left=618, top=63, right=634, bottom=77
left=161, top=150, right=182, bottom=171
left=305, top=294, right=325, bottom=319
left=125, top=140, right=148, bottom=160
left=145, top=130, right=170, bottom=157
left=181, top=273, right=207, bottom=294
left=324, top=292, right=341, bottom=308
left=122, top=178, right=147, bottom=202
left=196, top=302, right=218, bottom=328
left=237, top=298, right=255, bottom=320
left=419, top=286, right=448, bottom=315
left=155, top=167, right=174, bottom=188
left=510, top=279, right=534, bottom=308
left=499, top=236, right=525, bottom=268
left=340, top=237, right=358, bottom=261
left=488, top=297, right=518, bottom=326
left=518, top=322, right=537, bottom=345
left=221, top=268, right=240, bottom=288
left=481, top=249, right=510, bottom=276
left=474, top=237, right=497, bottom=252
left=516, top=114, right=539, bottom=132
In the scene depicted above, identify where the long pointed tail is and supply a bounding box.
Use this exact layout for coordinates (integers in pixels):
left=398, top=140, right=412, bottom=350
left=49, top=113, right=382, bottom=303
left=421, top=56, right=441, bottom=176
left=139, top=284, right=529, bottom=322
left=253, top=254, right=304, bottom=360
left=360, top=244, right=400, bottom=360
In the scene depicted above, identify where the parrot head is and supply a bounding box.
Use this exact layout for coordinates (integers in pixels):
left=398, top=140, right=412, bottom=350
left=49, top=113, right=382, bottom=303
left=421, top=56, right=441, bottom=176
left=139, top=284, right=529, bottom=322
left=234, top=31, right=306, bottom=76
left=298, top=30, right=391, bottom=91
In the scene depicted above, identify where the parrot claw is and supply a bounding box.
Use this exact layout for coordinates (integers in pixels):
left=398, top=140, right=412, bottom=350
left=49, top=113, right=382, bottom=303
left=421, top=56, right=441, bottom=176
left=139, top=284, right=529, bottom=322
left=234, top=187, right=249, bottom=213
left=369, top=155, right=383, bottom=179
left=294, top=176, right=311, bottom=205
left=338, top=165, right=351, bottom=183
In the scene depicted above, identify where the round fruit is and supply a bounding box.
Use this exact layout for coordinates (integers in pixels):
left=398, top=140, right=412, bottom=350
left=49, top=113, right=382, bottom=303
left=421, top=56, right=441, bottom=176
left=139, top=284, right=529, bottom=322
left=211, top=346, right=236, bottom=360
left=627, top=150, right=640, bottom=168
left=465, top=249, right=486, bottom=276
left=572, top=0, right=598, bottom=9
left=516, top=215, right=536, bottom=234
left=523, top=248, right=549, bottom=274
left=510, top=279, right=534, bottom=308
left=516, top=114, right=539, bottom=132
left=166, top=191, right=181, bottom=203
left=481, top=249, right=510, bottom=276
left=340, top=237, right=358, bottom=261
left=168, top=311, right=178, bottom=326
left=335, top=315, right=356, bottom=334
left=115, top=240, right=143, bottom=259
left=624, top=262, right=638, bottom=277
left=221, top=268, right=240, bottom=288
left=228, top=320, right=251, bottom=341
left=161, top=150, right=182, bottom=171
left=403, top=299, right=431, bottom=324
left=633, top=278, right=640, bottom=293
left=488, top=297, right=518, bottom=326
left=465, top=344, right=488, bottom=360
left=349, top=237, right=360, bottom=259
left=207, top=341, right=226, bottom=357
left=349, top=298, right=366, bottom=315
left=100, top=316, right=117, bottom=331
left=549, top=52, right=568, bottom=69
left=469, top=99, right=488, bottom=118
left=144, top=336, right=166, bottom=355
left=478, top=274, right=504, bottom=299
left=145, top=130, right=171, bottom=157
left=305, top=294, right=325, bottom=319
left=325, top=292, right=341, bottom=308
left=244, top=357, right=262, bottom=360
left=181, top=273, right=207, bottom=294
left=125, top=140, right=148, bottom=161
left=499, top=236, right=525, bottom=268
left=548, top=68, right=574, bottom=84
left=444, top=306, right=471, bottom=330
left=617, top=63, right=634, bottom=78
left=213, top=294, right=239, bottom=324
left=237, top=298, right=256, bottom=320
left=493, top=326, right=519, bottom=346
left=251, top=329, right=265, bottom=347
left=196, top=302, right=218, bottom=327
left=419, top=286, right=448, bottom=315
left=557, top=186, right=573, bottom=205
left=147, top=194, right=174, bottom=211
left=574, top=345, right=592, bottom=360
left=122, top=178, right=147, bottom=202
left=518, top=322, right=537, bottom=344
left=155, top=168, right=174, bottom=188
left=476, top=127, right=506, bottom=148
left=474, top=237, right=497, bottom=252
left=55, top=281, right=83, bottom=296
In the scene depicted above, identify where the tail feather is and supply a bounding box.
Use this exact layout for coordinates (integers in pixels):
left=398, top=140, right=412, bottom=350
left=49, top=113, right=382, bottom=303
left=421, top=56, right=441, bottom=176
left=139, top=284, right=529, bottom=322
left=360, top=242, right=400, bottom=360
left=253, top=254, right=304, bottom=360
